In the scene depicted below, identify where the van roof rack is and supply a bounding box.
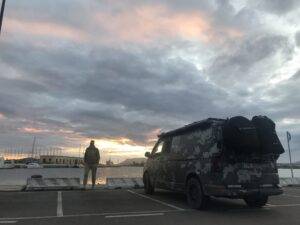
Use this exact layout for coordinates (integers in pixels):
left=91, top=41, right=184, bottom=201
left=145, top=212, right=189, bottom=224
left=158, top=118, right=225, bottom=138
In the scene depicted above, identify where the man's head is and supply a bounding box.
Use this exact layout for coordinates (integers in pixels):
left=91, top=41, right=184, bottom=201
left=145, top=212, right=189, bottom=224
left=90, top=140, right=95, bottom=146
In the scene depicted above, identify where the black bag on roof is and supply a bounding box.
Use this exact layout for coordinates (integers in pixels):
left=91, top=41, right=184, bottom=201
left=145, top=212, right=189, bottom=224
left=251, top=116, right=284, bottom=155
left=223, top=116, right=260, bottom=153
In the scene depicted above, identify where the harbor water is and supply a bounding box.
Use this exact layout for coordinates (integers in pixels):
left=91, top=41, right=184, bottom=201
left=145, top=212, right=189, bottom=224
left=0, top=167, right=299, bottom=186
left=0, top=167, right=143, bottom=186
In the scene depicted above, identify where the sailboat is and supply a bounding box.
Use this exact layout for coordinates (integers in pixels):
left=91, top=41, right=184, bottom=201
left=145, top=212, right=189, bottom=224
left=25, top=136, right=42, bottom=169
left=26, top=162, right=43, bottom=168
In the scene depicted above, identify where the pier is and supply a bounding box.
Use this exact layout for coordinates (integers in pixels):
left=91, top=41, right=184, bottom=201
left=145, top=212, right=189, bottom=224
left=0, top=187, right=299, bottom=225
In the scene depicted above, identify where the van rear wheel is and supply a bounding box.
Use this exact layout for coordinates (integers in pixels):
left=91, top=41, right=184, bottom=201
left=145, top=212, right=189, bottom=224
left=186, top=178, right=209, bottom=210
left=143, top=172, right=154, bottom=195
left=244, top=195, right=268, bottom=207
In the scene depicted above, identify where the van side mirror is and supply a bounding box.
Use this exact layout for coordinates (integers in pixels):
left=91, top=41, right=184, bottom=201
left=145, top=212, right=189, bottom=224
left=145, top=152, right=151, bottom=158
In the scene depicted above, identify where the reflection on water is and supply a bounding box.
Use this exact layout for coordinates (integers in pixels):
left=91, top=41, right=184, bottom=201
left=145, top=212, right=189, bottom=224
left=0, top=167, right=144, bottom=186
left=278, top=168, right=300, bottom=178
left=0, top=167, right=299, bottom=186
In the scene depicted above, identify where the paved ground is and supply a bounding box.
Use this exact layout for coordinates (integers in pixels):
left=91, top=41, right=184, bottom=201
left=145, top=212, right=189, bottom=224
left=0, top=187, right=299, bottom=225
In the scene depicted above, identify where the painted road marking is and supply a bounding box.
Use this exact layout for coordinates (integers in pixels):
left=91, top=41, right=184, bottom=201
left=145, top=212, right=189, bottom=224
left=267, top=203, right=300, bottom=207
left=105, top=213, right=164, bottom=218
left=227, top=208, right=270, bottom=212
left=57, top=191, right=63, bottom=217
left=283, top=194, right=300, bottom=198
left=0, top=221, right=17, bottom=224
left=0, top=209, right=182, bottom=221
left=127, top=190, right=185, bottom=211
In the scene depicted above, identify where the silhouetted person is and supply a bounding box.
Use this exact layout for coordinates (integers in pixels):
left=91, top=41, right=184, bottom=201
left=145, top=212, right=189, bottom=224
left=83, top=140, right=100, bottom=189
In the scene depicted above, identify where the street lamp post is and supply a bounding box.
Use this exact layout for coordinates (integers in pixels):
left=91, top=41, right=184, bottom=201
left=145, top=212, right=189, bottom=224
left=286, top=131, right=294, bottom=179
left=0, top=0, right=6, bottom=34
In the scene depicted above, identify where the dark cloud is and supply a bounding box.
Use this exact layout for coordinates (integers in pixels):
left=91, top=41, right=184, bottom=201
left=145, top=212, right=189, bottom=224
left=295, top=31, right=300, bottom=47
left=6, top=0, right=92, bottom=27
left=267, top=70, right=300, bottom=117
left=256, top=0, right=300, bottom=15
left=207, top=34, right=293, bottom=88
left=291, top=70, right=300, bottom=80
left=0, top=40, right=229, bottom=144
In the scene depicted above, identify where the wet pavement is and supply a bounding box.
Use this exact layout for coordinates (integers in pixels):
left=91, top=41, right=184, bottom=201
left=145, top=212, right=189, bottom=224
left=0, top=187, right=299, bottom=225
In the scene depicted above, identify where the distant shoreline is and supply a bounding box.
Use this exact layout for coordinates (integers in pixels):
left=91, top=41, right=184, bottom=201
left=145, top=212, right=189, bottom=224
left=0, top=164, right=144, bottom=169
left=3, top=161, right=300, bottom=169
left=277, top=164, right=300, bottom=169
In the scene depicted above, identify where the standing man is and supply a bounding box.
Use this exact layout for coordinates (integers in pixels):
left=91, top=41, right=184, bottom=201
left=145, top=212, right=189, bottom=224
left=83, top=140, right=100, bottom=189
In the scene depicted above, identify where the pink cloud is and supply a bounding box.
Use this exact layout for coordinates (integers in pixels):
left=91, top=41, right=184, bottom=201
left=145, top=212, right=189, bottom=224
left=3, top=5, right=243, bottom=46
left=19, top=127, right=50, bottom=134
left=93, top=5, right=243, bottom=44
left=4, top=18, right=89, bottom=43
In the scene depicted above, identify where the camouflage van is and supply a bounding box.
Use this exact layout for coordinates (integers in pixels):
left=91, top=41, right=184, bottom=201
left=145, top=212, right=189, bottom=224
left=143, top=116, right=284, bottom=209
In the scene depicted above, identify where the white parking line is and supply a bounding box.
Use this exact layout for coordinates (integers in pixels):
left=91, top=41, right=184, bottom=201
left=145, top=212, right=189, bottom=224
left=0, top=221, right=17, bottom=224
left=105, top=213, right=164, bottom=218
left=227, top=208, right=271, bottom=212
left=57, top=191, right=63, bottom=217
left=127, top=190, right=185, bottom=211
left=267, top=203, right=300, bottom=207
left=283, top=194, right=300, bottom=198
left=0, top=209, right=181, bottom=221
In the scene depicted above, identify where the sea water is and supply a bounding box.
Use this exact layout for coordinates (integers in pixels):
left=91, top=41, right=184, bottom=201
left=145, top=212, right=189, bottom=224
left=0, top=167, right=298, bottom=186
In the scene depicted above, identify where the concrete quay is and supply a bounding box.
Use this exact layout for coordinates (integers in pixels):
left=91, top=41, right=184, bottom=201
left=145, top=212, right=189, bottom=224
left=0, top=187, right=299, bottom=225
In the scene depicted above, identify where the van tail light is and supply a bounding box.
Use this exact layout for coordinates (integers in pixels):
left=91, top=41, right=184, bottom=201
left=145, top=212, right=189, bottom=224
left=211, top=156, right=222, bottom=172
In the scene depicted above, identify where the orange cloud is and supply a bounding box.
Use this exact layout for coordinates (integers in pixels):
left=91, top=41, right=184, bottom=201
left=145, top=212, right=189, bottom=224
left=19, top=126, right=77, bottom=136
left=145, top=128, right=161, bottom=143
left=3, top=5, right=242, bottom=46
left=4, top=18, right=88, bottom=42
left=19, top=127, right=50, bottom=133
left=94, top=5, right=243, bottom=44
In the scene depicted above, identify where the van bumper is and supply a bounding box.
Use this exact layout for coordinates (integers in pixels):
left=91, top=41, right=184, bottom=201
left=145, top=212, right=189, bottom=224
left=206, top=184, right=283, bottom=198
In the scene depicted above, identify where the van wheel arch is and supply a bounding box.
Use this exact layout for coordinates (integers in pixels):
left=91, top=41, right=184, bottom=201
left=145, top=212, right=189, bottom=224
left=185, top=173, right=211, bottom=196
left=185, top=173, right=202, bottom=190
left=185, top=174, right=210, bottom=209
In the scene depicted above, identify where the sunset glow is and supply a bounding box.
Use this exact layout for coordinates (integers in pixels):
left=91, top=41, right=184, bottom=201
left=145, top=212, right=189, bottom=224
left=93, top=5, right=243, bottom=44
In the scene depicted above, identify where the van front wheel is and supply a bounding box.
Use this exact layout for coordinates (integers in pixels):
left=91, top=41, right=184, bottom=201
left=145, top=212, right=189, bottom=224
left=186, top=178, right=209, bottom=210
left=244, top=195, right=268, bottom=207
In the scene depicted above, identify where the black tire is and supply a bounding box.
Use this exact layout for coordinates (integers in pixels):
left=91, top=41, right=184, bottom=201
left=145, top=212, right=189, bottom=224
left=143, top=172, right=154, bottom=195
left=244, top=195, right=268, bottom=208
left=31, top=174, right=42, bottom=179
left=186, top=177, right=209, bottom=210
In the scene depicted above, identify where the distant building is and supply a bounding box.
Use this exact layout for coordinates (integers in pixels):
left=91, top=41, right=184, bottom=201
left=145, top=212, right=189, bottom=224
left=15, top=157, right=38, bottom=164
left=40, top=155, right=83, bottom=166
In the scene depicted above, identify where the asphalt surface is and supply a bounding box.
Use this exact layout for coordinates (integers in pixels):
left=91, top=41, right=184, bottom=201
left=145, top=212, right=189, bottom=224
left=0, top=187, right=299, bottom=225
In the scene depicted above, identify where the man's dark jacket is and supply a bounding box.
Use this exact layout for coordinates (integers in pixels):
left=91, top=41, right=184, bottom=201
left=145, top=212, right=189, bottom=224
left=84, top=145, right=100, bottom=165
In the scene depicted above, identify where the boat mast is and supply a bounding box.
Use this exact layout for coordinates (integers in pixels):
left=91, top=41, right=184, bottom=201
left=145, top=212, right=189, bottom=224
left=31, top=136, right=36, bottom=159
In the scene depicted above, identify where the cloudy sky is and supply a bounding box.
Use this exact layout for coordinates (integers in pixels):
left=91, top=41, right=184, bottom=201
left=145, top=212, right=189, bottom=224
left=0, top=0, right=299, bottom=163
